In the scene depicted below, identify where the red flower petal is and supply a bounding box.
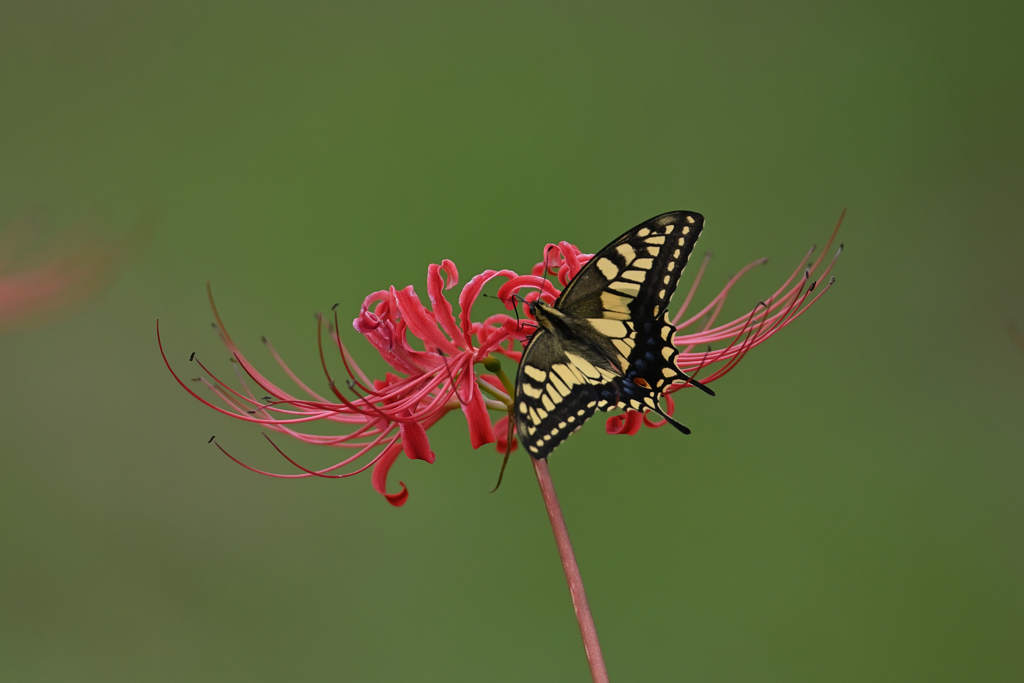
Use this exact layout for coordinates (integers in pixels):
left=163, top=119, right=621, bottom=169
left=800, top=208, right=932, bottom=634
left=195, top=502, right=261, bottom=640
left=553, top=241, right=585, bottom=285
left=496, top=274, right=560, bottom=305
left=384, top=485, right=408, bottom=507
left=392, top=285, right=461, bottom=356
left=474, top=318, right=525, bottom=359
left=642, top=395, right=676, bottom=428
left=605, top=411, right=644, bottom=436
left=428, top=260, right=466, bottom=348
left=460, top=373, right=496, bottom=448
left=371, top=441, right=409, bottom=507
left=400, top=420, right=436, bottom=464
left=493, top=415, right=518, bottom=453
left=458, top=269, right=519, bottom=340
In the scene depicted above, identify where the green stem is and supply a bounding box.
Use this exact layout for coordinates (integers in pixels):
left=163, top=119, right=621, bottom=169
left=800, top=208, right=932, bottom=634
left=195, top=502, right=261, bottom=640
left=479, top=354, right=516, bottom=400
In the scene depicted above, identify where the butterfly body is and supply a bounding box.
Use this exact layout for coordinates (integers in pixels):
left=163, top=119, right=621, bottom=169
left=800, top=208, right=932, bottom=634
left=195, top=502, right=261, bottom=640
left=514, top=211, right=709, bottom=460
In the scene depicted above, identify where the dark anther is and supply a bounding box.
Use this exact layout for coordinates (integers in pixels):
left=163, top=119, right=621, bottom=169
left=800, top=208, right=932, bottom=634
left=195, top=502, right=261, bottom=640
left=808, top=280, right=817, bottom=292
left=247, top=410, right=256, bottom=414
left=829, top=276, right=836, bottom=284
left=490, top=412, right=516, bottom=493
left=260, top=335, right=268, bottom=344
left=208, top=436, right=216, bottom=443
left=683, top=373, right=716, bottom=397
left=332, top=303, right=339, bottom=310
left=189, top=352, right=195, bottom=361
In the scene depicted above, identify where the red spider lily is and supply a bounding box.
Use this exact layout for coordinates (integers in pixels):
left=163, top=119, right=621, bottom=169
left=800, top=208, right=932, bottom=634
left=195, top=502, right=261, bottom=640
left=159, top=262, right=529, bottom=507
left=1009, top=322, right=1024, bottom=354
left=0, top=219, right=137, bottom=332
left=160, top=215, right=842, bottom=507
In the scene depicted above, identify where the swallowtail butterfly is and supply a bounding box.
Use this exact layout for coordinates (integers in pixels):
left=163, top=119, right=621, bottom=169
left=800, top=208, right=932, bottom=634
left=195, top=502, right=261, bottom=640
left=514, top=211, right=713, bottom=459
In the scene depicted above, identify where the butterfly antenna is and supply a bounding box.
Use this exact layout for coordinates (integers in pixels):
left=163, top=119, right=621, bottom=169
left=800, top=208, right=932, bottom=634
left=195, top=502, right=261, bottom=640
left=482, top=292, right=533, bottom=332
left=489, top=412, right=516, bottom=492
left=508, top=295, right=522, bottom=328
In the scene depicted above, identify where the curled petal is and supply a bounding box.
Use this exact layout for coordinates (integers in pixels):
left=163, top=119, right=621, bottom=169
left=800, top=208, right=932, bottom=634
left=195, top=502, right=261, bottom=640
left=358, top=289, right=391, bottom=319
left=371, top=441, right=409, bottom=507
left=428, top=260, right=466, bottom=347
left=354, top=309, right=383, bottom=332
left=392, top=285, right=460, bottom=356
left=496, top=274, right=560, bottom=304
left=438, top=258, right=459, bottom=289
left=400, top=420, right=436, bottom=464
left=459, top=269, right=520, bottom=338
left=474, top=318, right=525, bottom=359
left=354, top=315, right=419, bottom=375
left=642, top=394, right=676, bottom=428
left=606, top=411, right=644, bottom=436
left=554, top=241, right=585, bottom=284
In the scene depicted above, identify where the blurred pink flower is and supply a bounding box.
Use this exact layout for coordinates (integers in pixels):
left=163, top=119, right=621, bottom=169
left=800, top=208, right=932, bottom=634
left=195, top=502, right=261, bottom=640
left=161, top=219, right=841, bottom=506
left=0, top=218, right=137, bottom=332
left=1009, top=322, right=1024, bottom=354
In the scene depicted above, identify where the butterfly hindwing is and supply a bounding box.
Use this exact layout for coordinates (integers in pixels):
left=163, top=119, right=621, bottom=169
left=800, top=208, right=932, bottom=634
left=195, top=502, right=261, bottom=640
left=515, top=211, right=705, bottom=459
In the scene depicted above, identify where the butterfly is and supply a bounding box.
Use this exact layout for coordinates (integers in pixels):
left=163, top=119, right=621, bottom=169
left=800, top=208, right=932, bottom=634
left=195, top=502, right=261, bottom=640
left=514, top=211, right=714, bottom=459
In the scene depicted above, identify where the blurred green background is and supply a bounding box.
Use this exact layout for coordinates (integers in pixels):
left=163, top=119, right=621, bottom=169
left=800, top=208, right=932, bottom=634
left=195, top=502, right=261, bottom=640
left=1, top=1, right=1022, bottom=681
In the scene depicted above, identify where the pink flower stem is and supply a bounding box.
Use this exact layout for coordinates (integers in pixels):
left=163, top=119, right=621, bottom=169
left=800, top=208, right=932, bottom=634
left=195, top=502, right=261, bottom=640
left=533, top=457, right=610, bottom=683
left=483, top=354, right=609, bottom=681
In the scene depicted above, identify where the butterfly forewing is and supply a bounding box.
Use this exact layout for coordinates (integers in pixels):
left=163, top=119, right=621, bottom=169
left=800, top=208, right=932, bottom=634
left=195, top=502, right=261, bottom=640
left=557, top=211, right=703, bottom=319
left=515, top=211, right=704, bottom=459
